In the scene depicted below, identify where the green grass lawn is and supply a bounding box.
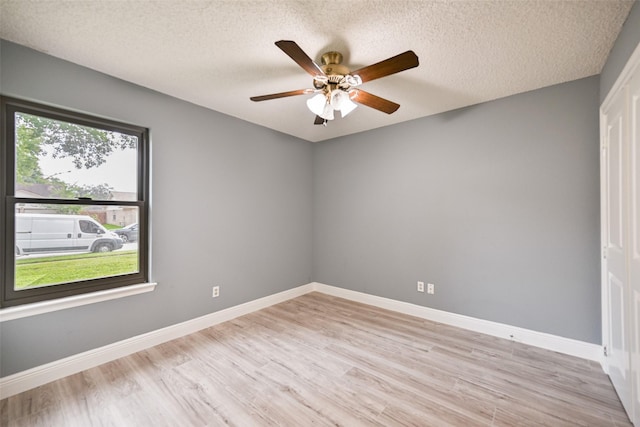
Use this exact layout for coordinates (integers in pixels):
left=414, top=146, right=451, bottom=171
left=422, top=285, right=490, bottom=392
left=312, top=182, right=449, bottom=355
left=15, top=250, right=138, bottom=289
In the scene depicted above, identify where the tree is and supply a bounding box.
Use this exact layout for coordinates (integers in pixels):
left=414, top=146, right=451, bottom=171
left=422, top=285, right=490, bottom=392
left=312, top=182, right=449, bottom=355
left=16, top=124, right=45, bottom=184
left=66, top=183, right=114, bottom=200
left=15, top=112, right=136, bottom=199
left=17, top=112, right=137, bottom=170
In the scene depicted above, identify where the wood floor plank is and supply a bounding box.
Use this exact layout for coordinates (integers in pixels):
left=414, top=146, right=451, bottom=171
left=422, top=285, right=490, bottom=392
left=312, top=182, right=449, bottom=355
left=0, top=292, right=633, bottom=426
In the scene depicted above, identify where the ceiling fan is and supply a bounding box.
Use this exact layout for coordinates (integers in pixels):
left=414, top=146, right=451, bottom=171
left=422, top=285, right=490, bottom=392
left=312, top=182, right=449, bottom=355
left=250, top=40, right=419, bottom=126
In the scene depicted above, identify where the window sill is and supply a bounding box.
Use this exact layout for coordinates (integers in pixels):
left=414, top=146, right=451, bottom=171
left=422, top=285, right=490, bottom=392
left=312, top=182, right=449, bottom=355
left=0, top=282, right=157, bottom=322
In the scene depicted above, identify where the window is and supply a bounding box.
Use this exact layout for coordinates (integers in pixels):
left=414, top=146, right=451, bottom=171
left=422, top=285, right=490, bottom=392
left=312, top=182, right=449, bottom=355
left=1, top=97, right=149, bottom=307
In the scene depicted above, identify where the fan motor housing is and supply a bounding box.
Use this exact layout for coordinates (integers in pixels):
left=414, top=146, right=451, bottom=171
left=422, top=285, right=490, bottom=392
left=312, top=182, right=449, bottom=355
left=320, top=51, right=350, bottom=75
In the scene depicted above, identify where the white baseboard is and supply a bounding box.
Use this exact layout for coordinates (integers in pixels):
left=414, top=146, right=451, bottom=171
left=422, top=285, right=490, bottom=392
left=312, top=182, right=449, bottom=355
left=0, top=283, right=314, bottom=399
left=312, top=283, right=603, bottom=363
left=0, top=281, right=602, bottom=399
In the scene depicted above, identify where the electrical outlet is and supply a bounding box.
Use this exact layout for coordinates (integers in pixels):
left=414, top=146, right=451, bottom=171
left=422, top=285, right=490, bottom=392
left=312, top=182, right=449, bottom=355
left=427, top=283, right=435, bottom=294
left=417, top=281, right=425, bottom=292
left=212, top=286, right=220, bottom=298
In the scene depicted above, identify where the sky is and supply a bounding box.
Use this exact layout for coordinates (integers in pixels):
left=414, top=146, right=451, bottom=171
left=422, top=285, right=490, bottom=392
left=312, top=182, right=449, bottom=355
left=38, top=146, right=138, bottom=193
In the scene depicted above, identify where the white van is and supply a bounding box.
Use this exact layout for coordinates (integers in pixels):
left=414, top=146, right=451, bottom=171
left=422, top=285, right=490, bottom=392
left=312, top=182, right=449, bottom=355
left=15, top=213, right=124, bottom=255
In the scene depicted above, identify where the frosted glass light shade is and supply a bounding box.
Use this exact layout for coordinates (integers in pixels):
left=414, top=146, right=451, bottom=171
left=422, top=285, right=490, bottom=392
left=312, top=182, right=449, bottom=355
left=306, top=93, right=327, bottom=116
left=320, top=103, right=334, bottom=120
left=308, top=92, right=335, bottom=120
left=339, top=98, right=357, bottom=117
left=331, top=90, right=358, bottom=117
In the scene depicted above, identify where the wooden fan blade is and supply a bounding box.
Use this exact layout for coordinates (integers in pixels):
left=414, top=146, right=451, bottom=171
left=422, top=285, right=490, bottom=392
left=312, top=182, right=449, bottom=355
left=275, top=40, right=326, bottom=78
left=250, top=89, right=310, bottom=102
left=349, top=51, right=419, bottom=83
left=314, top=115, right=326, bottom=125
left=350, top=89, right=400, bottom=114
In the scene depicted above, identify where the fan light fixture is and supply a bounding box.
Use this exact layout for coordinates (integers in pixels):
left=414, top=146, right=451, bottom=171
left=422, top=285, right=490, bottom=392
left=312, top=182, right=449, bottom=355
left=306, top=88, right=358, bottom=120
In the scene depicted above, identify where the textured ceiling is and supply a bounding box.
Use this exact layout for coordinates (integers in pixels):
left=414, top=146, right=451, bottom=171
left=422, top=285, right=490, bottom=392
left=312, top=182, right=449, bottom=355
left=0, top=0, right=634, bottom=142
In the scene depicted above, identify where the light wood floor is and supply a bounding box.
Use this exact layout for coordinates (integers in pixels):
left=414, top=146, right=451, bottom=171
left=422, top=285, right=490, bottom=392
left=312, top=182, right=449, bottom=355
left=0, top=292, right=632, bottom=426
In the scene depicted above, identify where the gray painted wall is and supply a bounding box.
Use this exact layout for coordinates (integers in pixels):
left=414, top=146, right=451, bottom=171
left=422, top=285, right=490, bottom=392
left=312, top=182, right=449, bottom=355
left=0, top=40, right=314, bottom=376
left=601, top=1, right=640, bottom=102
left=313, top=76, right=601, bottom=343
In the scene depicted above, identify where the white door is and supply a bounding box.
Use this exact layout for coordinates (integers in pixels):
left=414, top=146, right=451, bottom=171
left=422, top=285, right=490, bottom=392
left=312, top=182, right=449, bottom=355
left=602, top=86, right=632, bottom=416
left=629, top=66, right=640, bottom=427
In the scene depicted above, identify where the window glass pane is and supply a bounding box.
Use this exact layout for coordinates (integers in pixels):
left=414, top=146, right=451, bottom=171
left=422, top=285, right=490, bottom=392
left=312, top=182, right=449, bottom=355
left=14, top=204, right=139, bottom=291
left=15, top=112, right=138, bottom=201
